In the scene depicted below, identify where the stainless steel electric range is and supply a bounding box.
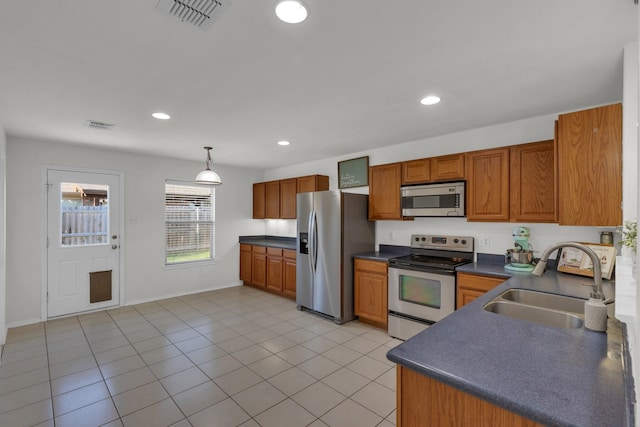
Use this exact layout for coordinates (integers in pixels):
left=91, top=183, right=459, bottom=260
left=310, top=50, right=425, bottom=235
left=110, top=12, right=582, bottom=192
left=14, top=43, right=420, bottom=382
left=387, top=234, right=474, bottom=340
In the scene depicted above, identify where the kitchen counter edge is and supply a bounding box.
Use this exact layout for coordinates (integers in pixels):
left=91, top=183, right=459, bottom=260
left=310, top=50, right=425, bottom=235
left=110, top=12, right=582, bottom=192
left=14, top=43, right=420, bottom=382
left=239, top=235, right=296, bottom=250
left=386, top=271, right=627, bottom=427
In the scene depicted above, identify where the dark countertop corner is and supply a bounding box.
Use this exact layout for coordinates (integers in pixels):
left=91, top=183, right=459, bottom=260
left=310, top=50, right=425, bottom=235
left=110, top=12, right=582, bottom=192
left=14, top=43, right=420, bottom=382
left=239, top=235, right=296, bottom=250
left=386, top=271, right=627, bottom=427
left=353, top=244, right=410, bottom=262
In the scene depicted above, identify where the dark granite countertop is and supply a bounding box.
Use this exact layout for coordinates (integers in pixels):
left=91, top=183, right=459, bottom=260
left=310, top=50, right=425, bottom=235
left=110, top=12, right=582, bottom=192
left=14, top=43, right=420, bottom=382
left=456, top=253, right=515, bottom=279
left=353, top=252, right=397, bottom=262
left=353, top=244, right=411, bottom=262
left=239, top=235, right=296, bottom=250
left=456, top=262, right=514, bottom=279
left=387, top=271, right=628, bottom=427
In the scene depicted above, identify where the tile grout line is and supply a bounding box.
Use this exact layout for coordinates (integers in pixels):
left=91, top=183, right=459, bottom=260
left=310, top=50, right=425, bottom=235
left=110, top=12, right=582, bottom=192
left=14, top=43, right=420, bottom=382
left=43, top=321, right=56, bottom=425
left=3, top=287, right=398, bottom=426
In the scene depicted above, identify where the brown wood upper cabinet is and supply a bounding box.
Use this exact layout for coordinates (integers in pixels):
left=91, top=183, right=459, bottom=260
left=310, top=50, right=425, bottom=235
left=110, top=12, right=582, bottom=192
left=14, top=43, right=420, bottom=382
left=368, top=163, right=403, bottom=220
left=466, top=147, right=511, bottom=221
left=297, top=175, right=329, bottom=194
left=253, top=174, right=328, bottom=219
left=280, top=178, right=297, bottom=219
left=510, top=140, right=557, bottom=223
left=557, top=103, right=622, bottom=226
left=253, top=183, right=266, bottom=219
left=265, top=181, right=281, bottom=219
left=466, top=141, right=557, bottom=222
left=402, top=153, right=465, bottom=185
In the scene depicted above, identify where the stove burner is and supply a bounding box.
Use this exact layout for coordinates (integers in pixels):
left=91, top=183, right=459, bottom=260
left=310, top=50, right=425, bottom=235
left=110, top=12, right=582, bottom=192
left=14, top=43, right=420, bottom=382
left=388, top=234, right=475, bottom=272
left=390, top=254, right=472, bottom=271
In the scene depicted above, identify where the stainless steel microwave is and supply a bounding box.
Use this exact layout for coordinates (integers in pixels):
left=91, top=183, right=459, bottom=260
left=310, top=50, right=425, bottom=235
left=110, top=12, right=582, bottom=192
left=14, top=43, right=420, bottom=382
left=401, top=181, right=465, bottom=217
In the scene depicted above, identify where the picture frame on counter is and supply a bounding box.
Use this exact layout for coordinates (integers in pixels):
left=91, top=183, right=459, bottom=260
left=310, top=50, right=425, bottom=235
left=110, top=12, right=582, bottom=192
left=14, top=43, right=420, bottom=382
left=338, top=156, right=369, bottom=189
left=557, top=242, right=616, bottom=280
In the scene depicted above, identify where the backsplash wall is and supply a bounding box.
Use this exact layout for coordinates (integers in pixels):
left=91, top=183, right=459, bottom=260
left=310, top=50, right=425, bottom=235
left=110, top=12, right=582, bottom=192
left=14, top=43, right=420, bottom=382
left=264, top=217, right=614, bottom=260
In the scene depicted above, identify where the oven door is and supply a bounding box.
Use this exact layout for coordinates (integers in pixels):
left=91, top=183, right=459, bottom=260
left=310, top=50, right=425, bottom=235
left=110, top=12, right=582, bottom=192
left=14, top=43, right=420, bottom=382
left=388, top=266, right=456, bottom=323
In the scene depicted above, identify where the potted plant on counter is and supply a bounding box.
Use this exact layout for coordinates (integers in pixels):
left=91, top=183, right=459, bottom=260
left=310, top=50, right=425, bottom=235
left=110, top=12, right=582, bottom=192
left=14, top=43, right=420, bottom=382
left=619, top=221, right=637, bottom=279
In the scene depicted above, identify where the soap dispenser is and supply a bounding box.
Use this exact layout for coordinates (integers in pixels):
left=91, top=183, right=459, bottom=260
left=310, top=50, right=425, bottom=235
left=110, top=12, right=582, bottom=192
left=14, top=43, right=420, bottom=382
left=584, top=285, right=607, bottom=332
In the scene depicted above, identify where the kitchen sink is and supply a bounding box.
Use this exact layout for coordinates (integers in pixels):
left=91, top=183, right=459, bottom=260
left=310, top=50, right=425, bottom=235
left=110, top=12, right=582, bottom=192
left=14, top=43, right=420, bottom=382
left=498, top=289, right=585, bottom=314
left=483, top=289, right=585, bottom=329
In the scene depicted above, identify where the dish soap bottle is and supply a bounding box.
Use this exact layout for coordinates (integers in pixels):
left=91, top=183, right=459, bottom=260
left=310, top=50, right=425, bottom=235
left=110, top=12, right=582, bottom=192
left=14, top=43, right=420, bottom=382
left=584, top=291, right=607, bottom=332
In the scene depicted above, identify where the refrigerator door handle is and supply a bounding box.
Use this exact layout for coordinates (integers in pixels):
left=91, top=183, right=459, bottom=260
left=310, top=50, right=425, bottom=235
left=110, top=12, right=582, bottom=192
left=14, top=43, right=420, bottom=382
left=309, top=210, right=318, bottom=273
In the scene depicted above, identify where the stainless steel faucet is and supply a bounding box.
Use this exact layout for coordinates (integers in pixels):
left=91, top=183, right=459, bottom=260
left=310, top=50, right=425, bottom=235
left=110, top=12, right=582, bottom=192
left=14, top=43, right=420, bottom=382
left=532, top=242, right=603, bottom=300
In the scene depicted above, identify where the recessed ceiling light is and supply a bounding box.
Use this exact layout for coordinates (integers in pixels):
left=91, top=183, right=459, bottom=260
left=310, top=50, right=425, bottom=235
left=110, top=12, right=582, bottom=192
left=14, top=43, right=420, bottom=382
left=152, top=112, right=171, bottom=120
left=275, top=1, right=308, bottom=24
left=420, top=95, right=441, bottom=106
left=277, top=140, right=291, bottom=146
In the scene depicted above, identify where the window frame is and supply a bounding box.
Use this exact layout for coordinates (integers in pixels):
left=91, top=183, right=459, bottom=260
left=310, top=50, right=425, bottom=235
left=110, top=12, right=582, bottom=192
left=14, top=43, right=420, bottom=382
left=164, top=180, right=216, bottom=267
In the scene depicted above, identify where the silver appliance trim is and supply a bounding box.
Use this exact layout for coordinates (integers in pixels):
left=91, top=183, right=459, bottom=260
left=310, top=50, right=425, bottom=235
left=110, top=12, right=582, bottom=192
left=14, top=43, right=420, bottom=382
left=296, top=191, right=375, bottom=325
left=388, top=312, right=431, bottom=341
left=387, top=234, right=474, bottom=340
left=408, top=234, right=474, bottom=252
left=388, top=266, right=456, bottom=323
left=401, top=181, right=465, bottom=217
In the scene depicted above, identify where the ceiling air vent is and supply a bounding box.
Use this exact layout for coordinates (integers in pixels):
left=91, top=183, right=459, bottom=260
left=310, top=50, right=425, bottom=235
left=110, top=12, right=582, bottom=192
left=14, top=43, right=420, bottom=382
left=85, top=120, right=115, bottom=131
left=155, top=0, right=230, bottom=31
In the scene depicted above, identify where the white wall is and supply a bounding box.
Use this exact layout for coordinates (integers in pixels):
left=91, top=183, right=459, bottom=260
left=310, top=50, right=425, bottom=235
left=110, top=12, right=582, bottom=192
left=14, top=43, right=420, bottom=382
left=5, top=136, right=265, bottom=326
left=264, top=113, right=607, bottom=254
left=0, top=124, right=6, bottom=347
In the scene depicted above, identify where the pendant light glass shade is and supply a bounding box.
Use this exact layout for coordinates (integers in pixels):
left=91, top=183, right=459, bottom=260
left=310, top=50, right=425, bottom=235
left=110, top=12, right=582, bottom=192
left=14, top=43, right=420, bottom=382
left=195, top=146, right=222, bottom=185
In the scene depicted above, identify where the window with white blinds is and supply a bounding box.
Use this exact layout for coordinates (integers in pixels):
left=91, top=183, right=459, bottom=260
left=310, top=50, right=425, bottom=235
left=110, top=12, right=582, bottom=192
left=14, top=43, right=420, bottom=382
left=165, top=181, right=215, bottom=265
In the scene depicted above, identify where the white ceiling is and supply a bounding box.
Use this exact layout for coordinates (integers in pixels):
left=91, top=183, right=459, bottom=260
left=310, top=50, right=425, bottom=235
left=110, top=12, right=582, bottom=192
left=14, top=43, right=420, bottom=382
left=0, top=1, right=637, bottom=169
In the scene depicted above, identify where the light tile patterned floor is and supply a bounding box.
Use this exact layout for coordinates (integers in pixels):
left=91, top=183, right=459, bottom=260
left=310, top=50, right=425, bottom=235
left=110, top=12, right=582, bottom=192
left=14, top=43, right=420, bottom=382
left=0, top=286, right=401, bottom=427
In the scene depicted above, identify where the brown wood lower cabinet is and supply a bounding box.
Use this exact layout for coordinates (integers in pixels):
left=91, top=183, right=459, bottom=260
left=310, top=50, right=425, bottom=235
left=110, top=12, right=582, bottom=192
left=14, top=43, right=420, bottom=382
left=456, top=272, right=505, bottom=309
left=397, top=366, right=542, bottom=427
left=283, top=250, right=297, bottom=299
left=354, top=258, right=388, bottom=327
left=240, top=244, right=296, bottom=300
left=266, top=247, right=283, bottom=293
left=251, top=246, right=267, bottom=287
left=240, top=244, right=252, bottom=283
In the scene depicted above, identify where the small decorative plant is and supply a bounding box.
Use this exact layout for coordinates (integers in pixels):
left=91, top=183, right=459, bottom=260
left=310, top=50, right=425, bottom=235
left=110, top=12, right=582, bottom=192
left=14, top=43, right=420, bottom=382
left=619, top=221, right=637, bottom=253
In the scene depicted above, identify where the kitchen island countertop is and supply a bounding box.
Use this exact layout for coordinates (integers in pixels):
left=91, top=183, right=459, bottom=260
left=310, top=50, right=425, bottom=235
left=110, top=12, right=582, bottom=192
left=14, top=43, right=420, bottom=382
left=387, top=271, right=630, bottom=427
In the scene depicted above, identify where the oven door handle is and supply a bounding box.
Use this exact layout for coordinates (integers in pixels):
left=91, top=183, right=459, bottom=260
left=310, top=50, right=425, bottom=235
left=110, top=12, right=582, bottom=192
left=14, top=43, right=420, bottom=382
left=388, top=263, right=456, bottom=275
left=390, top=261, right=412, bottom=267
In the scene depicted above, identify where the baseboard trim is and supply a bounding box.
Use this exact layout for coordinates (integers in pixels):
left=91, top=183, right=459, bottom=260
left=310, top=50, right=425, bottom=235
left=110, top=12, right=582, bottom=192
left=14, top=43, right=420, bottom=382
left=124, top=281, right=243, bottom=307
left=6, top=317, right=44, bottom=330
left=5, top=282, right=244, bottom=332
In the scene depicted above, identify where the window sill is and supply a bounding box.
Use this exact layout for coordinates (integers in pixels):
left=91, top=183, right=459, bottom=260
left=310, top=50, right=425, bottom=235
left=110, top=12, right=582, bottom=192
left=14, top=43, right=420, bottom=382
left=164, top=259, right=217, bottom=270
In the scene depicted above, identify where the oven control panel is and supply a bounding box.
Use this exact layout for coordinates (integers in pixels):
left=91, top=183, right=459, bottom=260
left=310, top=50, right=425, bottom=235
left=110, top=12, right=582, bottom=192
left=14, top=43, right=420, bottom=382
left=410, top=234, right=474, bottom=252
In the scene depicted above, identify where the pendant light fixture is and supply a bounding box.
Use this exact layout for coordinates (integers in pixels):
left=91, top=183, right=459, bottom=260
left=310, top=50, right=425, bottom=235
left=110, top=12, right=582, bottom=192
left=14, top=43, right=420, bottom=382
left=194, top=146, right=222, bottom=185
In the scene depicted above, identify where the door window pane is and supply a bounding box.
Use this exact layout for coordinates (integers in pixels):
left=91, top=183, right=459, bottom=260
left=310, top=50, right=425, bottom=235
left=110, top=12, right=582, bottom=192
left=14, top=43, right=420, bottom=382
left=60, top=182, right=109, bottom=246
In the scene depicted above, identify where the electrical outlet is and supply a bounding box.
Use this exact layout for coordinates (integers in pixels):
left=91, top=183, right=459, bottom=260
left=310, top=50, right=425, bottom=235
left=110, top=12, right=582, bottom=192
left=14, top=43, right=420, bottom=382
left=388, top=231, right=394, bottom=241
left=479, top=236, right=490, bottom=247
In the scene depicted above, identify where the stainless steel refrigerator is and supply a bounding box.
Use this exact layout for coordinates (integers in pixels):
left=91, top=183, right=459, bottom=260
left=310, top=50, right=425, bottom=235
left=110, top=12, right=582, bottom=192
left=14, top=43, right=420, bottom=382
left=296, top=190, right=375, bottom=324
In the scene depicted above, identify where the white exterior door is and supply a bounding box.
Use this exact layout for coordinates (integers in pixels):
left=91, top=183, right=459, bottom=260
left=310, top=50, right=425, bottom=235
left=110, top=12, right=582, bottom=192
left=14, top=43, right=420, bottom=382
left=47, top=169, right=121, bottom=318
